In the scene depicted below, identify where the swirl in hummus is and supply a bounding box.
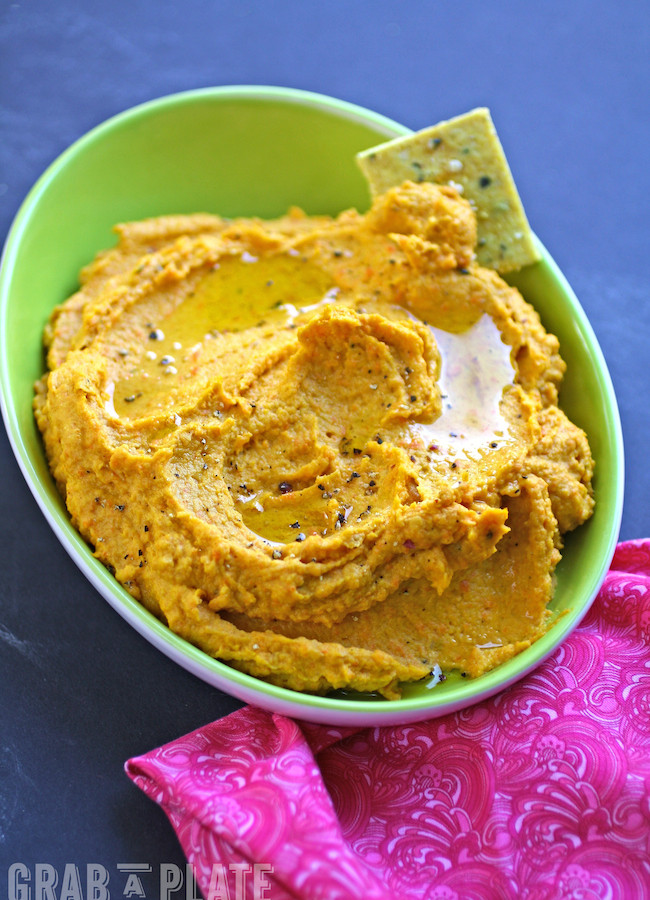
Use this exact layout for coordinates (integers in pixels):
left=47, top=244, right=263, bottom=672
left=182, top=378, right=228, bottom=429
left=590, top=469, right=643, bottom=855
left=34, top=181, right=594, bottom=699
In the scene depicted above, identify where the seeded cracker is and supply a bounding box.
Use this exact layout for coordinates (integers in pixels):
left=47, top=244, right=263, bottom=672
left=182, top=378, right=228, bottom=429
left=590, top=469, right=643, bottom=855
left=356, top=107, right=540, bottom=273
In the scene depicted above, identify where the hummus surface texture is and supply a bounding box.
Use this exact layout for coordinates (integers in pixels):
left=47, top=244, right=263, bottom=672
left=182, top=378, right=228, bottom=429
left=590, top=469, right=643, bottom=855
left=34, top=181, right=594, bottom=699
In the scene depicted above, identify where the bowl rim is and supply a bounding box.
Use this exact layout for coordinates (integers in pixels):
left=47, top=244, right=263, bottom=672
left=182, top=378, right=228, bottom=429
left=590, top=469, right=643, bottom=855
left=0, top=85, right=624, bottom=725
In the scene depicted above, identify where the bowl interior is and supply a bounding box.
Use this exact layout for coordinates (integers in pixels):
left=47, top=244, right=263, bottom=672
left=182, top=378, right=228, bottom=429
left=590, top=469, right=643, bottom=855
left=0, top=87, right=623, bottom=724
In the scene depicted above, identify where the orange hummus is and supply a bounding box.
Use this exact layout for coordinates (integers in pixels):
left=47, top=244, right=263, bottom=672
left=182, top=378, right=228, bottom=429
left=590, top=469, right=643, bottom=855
left=34, top=181, right=594, bottom=698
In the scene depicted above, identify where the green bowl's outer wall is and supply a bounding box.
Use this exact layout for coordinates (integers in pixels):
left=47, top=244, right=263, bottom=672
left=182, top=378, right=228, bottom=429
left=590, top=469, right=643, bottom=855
left=0, top=86, right=623, bottom=724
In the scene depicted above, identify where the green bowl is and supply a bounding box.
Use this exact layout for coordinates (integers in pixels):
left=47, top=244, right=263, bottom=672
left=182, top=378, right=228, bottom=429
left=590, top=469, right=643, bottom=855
left=0, top=86, right=624, bottom=725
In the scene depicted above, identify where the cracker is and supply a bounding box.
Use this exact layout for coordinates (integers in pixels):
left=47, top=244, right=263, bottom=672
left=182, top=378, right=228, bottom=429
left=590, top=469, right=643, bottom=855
left=356, top=107, right=540, bottom=273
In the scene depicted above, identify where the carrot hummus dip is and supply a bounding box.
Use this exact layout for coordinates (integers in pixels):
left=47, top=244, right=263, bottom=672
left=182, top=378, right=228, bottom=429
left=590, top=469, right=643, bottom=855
left=34, top=176, right=594, bottom=699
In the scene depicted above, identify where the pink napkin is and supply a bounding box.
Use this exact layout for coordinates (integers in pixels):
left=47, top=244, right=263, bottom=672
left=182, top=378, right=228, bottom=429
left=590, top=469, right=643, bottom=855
left=125, top=539, right=650, bottom=899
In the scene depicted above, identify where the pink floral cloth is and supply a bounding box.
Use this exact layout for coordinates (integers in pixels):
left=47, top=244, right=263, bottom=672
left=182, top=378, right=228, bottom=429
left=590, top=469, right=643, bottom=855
left=126, top=540, right=650, bottom=899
